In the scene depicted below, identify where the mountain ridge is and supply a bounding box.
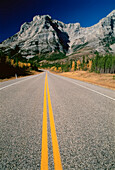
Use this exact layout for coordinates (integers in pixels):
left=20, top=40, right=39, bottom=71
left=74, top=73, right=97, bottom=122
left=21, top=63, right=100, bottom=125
left=0, top=10, right=115, bottom=57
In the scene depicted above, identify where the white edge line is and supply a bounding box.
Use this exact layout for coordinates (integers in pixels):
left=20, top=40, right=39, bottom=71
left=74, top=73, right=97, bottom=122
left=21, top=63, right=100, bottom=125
left=0, top=73, right=44, bottom=91
left=50, top=72, right=115, bottom=101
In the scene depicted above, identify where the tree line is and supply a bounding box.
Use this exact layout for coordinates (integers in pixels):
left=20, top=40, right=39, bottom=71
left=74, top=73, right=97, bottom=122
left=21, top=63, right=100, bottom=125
left=1, top=45, right=115, bottom=78
left=91, top=52, right=115, bottom=73
left=0, top=49, right=31, bottom=79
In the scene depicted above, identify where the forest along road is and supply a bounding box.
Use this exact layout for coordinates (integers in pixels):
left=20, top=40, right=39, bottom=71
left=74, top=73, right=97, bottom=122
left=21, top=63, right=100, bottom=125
left=0, top=71, right=115, bottom=170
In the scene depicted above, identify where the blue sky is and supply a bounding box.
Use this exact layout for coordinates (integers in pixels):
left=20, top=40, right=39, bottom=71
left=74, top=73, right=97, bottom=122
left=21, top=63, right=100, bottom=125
left=0, top=0, right=115, bottom=42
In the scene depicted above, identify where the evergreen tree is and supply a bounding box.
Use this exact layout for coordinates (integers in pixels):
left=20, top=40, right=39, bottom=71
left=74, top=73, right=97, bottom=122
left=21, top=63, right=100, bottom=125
left=83, top=56, right=85, bottom=64
left=70, top=59, right=72, bottom=69
left=105, top=54, right=112, bottom=73
left=74, top=61, right=77, bottom=71
left=98, top=57, right=103, bottom=73
left=0, top=51, right=6, bottom=63
left=91, top=58, right=95, bottom=72
left=94, top=53, right=100, bottom=71
left=111, top=55, right=115, bottom=73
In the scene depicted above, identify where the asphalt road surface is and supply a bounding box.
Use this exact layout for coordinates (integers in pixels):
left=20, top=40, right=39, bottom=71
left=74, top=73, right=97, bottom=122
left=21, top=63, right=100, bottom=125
left=0, top=71, right=115, bottom=170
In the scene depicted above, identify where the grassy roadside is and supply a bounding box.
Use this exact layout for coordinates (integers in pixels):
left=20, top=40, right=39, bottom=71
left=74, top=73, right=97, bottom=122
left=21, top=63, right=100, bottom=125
left=51, top=71, right=115, bottom=90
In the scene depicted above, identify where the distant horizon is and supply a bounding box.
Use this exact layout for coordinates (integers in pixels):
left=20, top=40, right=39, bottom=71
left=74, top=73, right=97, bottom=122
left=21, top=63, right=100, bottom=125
left=0, top=0, right=115, bottom=42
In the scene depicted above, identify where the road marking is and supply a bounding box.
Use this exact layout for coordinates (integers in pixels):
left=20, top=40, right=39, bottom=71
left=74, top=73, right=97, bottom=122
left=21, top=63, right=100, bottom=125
left=69, top=81, right=115, bottom=101
left=41, top=74, right=48, bottom=170
left=0, top=74, right=43, bottom=91
left=50, top=73, right=115, bottom=101
left=46, top=74, right=63, bottom=170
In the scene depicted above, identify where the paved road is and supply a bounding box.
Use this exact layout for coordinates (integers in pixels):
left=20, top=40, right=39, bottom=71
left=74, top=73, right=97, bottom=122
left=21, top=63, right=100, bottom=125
left=0, top=71, right=115, bottom=169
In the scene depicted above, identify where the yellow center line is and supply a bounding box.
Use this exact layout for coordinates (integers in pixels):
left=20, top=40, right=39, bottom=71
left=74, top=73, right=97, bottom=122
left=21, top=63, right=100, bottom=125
left=46, top=74, right=63, bottom=170
left=41, top=73, right=63, bottom=170
left=41, top=74, right=48, bottom=170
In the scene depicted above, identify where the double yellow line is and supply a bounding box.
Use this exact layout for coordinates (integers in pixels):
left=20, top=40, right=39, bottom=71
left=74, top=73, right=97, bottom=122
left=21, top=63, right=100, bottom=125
left=41, top=73, right=63, bottom=170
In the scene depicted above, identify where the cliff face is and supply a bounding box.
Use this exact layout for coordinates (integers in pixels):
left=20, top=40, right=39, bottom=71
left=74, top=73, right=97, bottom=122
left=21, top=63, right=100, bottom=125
left=62, top=10, right=115, bottom=54
left=1, top=10, right=115, bottom=56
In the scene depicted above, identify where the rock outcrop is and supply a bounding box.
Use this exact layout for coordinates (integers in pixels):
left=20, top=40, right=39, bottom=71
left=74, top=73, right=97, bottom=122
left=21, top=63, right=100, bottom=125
left=1, top=10, right=115, bottom=56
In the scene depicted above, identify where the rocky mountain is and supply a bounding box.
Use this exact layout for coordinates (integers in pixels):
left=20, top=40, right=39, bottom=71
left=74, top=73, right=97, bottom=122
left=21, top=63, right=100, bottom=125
left=0, top=10, right=115, bottom=57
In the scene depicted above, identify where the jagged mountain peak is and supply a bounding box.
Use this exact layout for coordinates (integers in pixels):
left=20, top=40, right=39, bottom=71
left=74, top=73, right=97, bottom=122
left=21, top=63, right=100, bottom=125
left=33, top=14, right=51, bottom=22
left=0, top=10, right=115, bottom=56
